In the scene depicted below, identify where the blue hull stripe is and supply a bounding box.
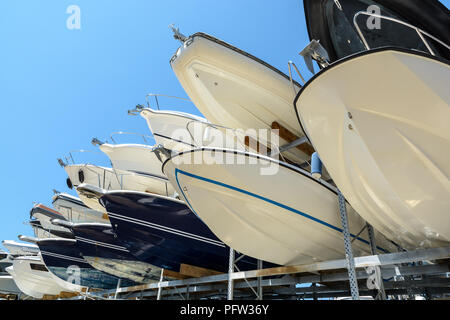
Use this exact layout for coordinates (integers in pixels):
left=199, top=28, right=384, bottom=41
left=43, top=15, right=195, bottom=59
left=174, top=168, right=388, bottom=253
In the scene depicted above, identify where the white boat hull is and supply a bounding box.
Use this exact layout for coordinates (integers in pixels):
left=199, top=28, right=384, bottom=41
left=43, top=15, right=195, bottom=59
left=98, top=143, right=174, bottom=195
left=52, top=193, right=108, bottom=224
left=140, top=108, right=260, bottom=155
left=2, top=240, right=39, bottom=256
left=294, top=49, right=450, bottom=249
left=171, top=33, right=311, bottom=164
left=163, top=148, right=397, bottom=265
left=0, top=275, right=20, bottom=295
left=64, top=164, right=176, bottom=211
left=140, top=108, right=207, bottom=151
left=6, top=256, right=67, bottom=298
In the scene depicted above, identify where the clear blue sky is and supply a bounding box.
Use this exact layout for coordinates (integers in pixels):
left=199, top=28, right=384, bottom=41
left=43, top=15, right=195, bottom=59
left=1, top=1, right=449, bottom=250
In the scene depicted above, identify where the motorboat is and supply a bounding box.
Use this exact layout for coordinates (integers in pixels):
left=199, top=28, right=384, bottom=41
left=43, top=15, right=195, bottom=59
left=0, top=275, right=20, bottom=295
left=170, top=32, right=315, bottom=166
left=29, top=220, right=61, bottom=239
left=53, top=220, right=162, bottom=283
left=93, top=141, right=175, bottom=195
left=136, top=105, right=208, bottom=152
left=29, top=204, right=74, bottom=239
left=0, top=253, right=20, bottom=295
left=163, top=148, right=398, bottom=266
left=59, top=162, right=176, bottom=212
left=132, top=105, right=262, bottom=157
left=99, top=190, right=269, bottom=272
left=35, top=237, right=136, bottom=290
left=52, top=192, right=108, bottom=224
left=294, top=0, right=450, bottom=249
left=98, top=142, right=164, bottom=177
left=2, top=240, right=39, bottom=256
left=6, top=255, right=67, bottom=298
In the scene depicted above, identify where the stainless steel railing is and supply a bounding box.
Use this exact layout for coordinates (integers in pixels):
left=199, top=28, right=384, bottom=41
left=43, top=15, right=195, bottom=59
left=353, top=11, right=450, bottom=56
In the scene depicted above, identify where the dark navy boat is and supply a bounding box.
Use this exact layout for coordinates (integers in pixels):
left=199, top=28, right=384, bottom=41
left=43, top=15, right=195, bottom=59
left=54, top=220, right=162, bottom=283
left=36, top=238, right=136, bottom=289
left=100, top=190, right=272, bottom=272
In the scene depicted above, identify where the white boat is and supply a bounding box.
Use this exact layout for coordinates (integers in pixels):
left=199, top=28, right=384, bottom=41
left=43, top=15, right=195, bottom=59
left=136, top=106, right=264, bottom=156
left=30, top=220, right=61, bottom=239
left=2, top=240, right=39, bottom=256
left=163, top=148, right=398, bottom=265
left=52, top=192, right=108, bottom=224
left=0, top=275, right=20, bottom=295
left=295, top=1, right=450, bottom=249
left=138, top=107, right=208, bottom=151
left=29, top=204, right=74, bottom=239
left=295, top=49, right=450, bottom=249
left=61, top=163, right=176, bottom=211
left=170, top=32, right=314, bottom=165
left=6, top=255, right=67, bottom=299
left=95, top=142, right=175, bottom=194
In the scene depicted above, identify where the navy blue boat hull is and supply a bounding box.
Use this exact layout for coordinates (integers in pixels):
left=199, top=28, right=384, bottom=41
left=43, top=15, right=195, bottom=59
left=37, top=239, right=135, bottom=289
left=71, top=223, right=161, bottom=283
left=100, top=191, right=272, bottom=272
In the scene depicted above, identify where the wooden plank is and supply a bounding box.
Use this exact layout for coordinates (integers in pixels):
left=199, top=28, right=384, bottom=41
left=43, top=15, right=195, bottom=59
left=0, top=293, right=15, bottom=300
left=244, top=136, right=271, bottom=154
left=271, top=121, right=315, bottom=156
left=179, top=263, right=223, bottom=278
left=163, top=269, right=191, bottom=280
left=58, top=291, right=79, bottom=298
left=42, top=294, right=59, bottom=300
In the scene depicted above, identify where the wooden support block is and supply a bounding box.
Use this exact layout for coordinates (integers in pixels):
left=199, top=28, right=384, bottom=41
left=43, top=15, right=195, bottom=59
left=271, top=121, right=315, bottom=156
left=179, top=263, right=223, bottom=278
left=163, top=269, right=191, bottom=280
left=58, top=291, right=79, bottom=299
left=244, top=136, right=272, bottom=154
left=42, top=294, right=59, bottom=300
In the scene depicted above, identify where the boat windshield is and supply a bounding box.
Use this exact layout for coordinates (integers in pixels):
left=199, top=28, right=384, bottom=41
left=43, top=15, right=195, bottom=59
left=324, top=0, right=449, bottom=59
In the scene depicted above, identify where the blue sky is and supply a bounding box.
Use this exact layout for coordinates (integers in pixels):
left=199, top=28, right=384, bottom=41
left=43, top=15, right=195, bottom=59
left=0, top=0, right=449, bottom=250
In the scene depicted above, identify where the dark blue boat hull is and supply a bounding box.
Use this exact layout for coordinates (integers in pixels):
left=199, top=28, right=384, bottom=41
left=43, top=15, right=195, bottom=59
left=100, top=191, right=272, bottom=272
left=71, top=224, right=162, bottom=283
left=37, top=239, right=135, bottom=289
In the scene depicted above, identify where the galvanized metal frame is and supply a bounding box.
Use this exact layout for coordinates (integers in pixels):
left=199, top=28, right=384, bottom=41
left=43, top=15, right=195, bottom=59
left=79, top=245, right=450, bottom=300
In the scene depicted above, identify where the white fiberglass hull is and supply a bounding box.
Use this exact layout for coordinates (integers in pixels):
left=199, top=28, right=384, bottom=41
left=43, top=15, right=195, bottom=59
left=6, top=256, right=67, bottom=298
left=2, top=240, right=39, bottom=256
left=30, top=204, right=73, bottom=237
left=171, top=33, right=312, bottom=164
left=294, top=49, right=450, bottom=249
left=98, top=143, right=174, bottom=195
left=139, top=108, right=253, bottom=154
left=163, top=148, right=397, bottom=265
left=64, top=164, right=176, bottom=211
left=52, top=193, right=108, bottom=224
left=139, top=108, right=207, bottom=151
left=0, top=275, right=20, bottom=294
